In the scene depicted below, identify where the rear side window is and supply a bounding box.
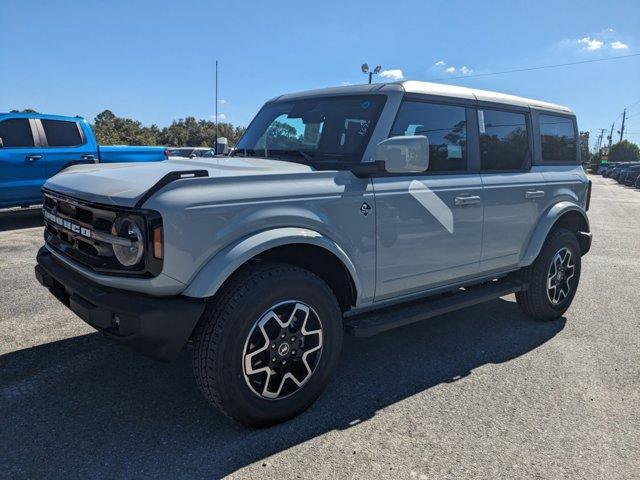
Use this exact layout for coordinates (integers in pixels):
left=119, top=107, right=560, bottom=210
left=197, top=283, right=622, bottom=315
left=539, top=114, right=576, bottom=163
left=41, top=119, right=84, bottom=147
left=479, top=109, right=530, bottom=171
left=390, top=101, right=467, bottom=171
left=0, top=118, right=34, bottom=147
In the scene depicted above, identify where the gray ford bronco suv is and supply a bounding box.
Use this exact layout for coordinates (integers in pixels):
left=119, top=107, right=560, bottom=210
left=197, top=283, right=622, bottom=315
left=35, top=81, right=592, bottom=426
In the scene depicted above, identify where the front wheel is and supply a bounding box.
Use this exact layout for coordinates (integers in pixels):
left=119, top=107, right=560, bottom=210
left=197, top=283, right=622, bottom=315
left=516, top=228, right=582, bottom=321
left=192, top=263, right=343, bottom=427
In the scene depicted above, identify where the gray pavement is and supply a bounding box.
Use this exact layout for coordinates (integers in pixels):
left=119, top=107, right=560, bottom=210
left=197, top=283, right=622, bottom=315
left=0, top=176, right=638, bottom=479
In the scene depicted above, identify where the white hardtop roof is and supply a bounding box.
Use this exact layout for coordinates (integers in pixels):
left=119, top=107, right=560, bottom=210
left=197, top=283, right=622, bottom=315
left=273, top=80, right=572, bottom=114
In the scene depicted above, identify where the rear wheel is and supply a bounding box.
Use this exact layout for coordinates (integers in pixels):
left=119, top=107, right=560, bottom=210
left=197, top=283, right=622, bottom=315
left=192, top=262, right=343, bottom=427
left=516, top=228, right=581, bottom=321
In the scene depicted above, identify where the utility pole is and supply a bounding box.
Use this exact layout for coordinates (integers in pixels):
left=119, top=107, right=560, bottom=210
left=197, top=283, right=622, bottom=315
left=597, top=128, right=607, bottom=152
left=608, top=122, right=615, bottom=149
left=619, top=108, right=626, bottom=142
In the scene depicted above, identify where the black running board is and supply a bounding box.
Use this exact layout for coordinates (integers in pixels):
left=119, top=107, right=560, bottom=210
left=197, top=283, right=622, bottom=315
left=344, top=279, right=528, bottom=337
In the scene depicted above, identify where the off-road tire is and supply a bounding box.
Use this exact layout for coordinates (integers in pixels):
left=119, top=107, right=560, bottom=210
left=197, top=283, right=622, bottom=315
left=516, top=228, right=581, bottom=321
left=192, top=262, right=343, bottom=427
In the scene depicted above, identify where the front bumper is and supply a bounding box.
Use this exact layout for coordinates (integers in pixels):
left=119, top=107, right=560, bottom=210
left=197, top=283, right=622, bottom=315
left=35, top=247, right=206, bottom=361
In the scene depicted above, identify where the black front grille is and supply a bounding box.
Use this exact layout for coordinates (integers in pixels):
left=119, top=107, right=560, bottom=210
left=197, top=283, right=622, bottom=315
left=42, top=190, right=162, bottom=277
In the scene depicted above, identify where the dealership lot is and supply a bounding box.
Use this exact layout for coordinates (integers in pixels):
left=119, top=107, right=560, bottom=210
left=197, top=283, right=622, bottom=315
left=0, top=175, right=638, bottom=479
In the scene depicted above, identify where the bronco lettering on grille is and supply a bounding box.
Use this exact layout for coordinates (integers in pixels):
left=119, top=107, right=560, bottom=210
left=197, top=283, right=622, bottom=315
left=43, top=210, right=92, bottom=238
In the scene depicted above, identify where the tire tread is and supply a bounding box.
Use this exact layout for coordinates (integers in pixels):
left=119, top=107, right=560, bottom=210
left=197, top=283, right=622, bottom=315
left=191, top=262, right=339, bottom=423
left=516, top=228, right=580, bottom=321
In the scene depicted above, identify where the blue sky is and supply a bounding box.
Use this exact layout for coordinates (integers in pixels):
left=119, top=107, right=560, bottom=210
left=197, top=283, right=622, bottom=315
left=1, top=0, right=639, bottom=147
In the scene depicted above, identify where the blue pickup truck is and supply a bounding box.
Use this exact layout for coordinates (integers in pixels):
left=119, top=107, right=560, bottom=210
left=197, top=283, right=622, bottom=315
left=0, top=112, right=167, bottom=208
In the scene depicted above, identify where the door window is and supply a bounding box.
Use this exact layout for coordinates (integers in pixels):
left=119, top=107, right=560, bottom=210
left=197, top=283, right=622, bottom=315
left=479, top=110, right=530, bottom=170
left=41, top=119, right=84, bottom=147
left=390, top=101, right=467, bottom=171
left=0, top=119, right=34, bottom=147
left=539, top=114, right=577, bottom=163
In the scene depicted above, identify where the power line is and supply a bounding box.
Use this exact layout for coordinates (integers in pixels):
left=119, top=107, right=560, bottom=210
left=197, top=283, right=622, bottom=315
left=626, top=98, right=640, bottom=112
left=428, top=53, right=640, bottom=81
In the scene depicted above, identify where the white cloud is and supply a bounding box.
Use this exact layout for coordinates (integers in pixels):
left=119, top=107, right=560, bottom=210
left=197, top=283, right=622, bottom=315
left=578, top=37, right=604, bottom=50
left=460, top=66, right=473, bottom=75
left=210, top=113, right=226, bottom=121
left=434, top=60, right=446, bottom=67
left=611, top=40, right=629, bottom=49
left=341, top=81, right=352, bottom=86
left=445, top=66, right=456, bottom=73
left=217, top=99, right=227, bottom=104
left=379, top=69, right=404, bottom=81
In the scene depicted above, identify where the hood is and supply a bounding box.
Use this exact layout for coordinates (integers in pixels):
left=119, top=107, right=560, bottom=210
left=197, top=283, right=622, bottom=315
left=44, top=157, right=314, bottom=208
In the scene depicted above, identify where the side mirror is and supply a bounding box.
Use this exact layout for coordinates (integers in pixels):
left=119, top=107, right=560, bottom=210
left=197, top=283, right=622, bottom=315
left=376, top=135, right=429, bottom=174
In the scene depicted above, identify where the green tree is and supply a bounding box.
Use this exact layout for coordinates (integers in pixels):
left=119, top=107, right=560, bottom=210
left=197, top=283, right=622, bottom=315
left=158, top=117, right=245, bottom=147
left=609, top=140, right=640, bottom=163
left=89, top=110, right=245, bottom=147
left=93, top=110, right=159, bottom=146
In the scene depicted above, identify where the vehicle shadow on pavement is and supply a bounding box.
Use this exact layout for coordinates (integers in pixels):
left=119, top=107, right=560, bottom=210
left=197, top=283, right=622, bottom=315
left=0, top=298, right=565, bottom=479
left=0, top=208, right=43, bottom=232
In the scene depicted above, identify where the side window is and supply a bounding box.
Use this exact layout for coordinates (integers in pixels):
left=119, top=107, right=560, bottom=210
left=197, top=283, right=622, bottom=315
left=390, top=101, right=467, bottom=172
left=539, top=114, right=576, bottom=163
left=41, top=119, right=84, bottom=147
left=0, top=119, right=35, bottom=147
left=479, top=109, right=530, bottom=171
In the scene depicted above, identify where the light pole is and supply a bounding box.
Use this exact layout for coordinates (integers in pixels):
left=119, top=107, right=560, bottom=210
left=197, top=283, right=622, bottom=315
left=361, top=64, right=381, bottom=84
left=214, top=60, right=218, bottom=148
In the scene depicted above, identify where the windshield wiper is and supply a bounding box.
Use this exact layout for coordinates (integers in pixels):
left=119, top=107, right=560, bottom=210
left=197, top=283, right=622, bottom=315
left=268, top=150, right=316, bottom=164
left=296, top=150, right=314, bottom=162
left=233, top=148, right=316, bottom=165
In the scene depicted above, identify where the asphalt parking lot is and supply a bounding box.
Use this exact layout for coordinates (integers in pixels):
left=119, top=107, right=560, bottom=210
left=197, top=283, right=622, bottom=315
left=1, top=175, right=638, bottom=479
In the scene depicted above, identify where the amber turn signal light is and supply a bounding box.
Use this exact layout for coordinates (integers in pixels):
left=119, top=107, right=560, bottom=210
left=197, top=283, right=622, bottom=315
left=152, top=227, right=163, bottom=259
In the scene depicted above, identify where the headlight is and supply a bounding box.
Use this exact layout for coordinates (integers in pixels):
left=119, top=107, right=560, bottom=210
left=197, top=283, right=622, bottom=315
left=111, top=216, right=145, bottom=266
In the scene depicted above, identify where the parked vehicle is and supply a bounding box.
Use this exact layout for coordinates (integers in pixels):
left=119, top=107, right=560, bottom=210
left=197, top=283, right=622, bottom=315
left=636, top=174, right=640, bottom=189
left=601, top=163, right=616, bottom=178
left=167, top=147, right=213, bottom=158
left=35, top=81, right=592, bottom=426
left=623, top=165, right=640, bottom=186
left=609, top=165, right=624, bottom=180
left=615, top=163, right=640, bottom=184
left=0, top=113, right=167, bottom=208
left=168, top=139, right=229, bottom=158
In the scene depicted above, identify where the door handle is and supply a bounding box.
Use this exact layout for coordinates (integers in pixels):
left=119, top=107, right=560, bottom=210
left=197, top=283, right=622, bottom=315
left=525, top=190, right=545, bottom=199
left=454, top=195, right=481, bottom=206
left=81, top=154, right=96, bottom=161
left=25, top=154, right=42, bottom=162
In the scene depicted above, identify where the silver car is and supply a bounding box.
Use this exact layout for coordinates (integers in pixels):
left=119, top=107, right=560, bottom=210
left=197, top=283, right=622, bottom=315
left=35, top=81, right=592, bottom=426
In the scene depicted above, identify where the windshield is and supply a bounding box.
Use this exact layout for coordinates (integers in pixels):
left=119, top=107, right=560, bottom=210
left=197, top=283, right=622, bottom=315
left=236, top=95, right=386, bottom=163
